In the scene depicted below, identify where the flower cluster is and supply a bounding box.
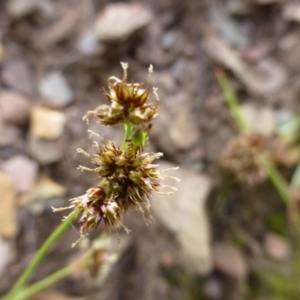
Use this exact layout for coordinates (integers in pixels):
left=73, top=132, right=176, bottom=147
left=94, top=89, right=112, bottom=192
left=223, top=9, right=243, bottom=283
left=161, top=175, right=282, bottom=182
left=92, top=140, right=163, bottom=213
left=221, top=133, right=271, bottom=186
left=54, top=63, right=178, bottom=243
left=86, top=62, right=159, bottom=126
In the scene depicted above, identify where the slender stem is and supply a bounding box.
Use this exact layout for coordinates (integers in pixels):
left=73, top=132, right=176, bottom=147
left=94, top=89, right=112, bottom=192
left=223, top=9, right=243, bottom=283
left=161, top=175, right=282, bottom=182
left=291, top=162, right=300, bottom=187
left=6, top=214, right=76, bottom=300
left=122, top=123, right=133, bottom=150
left=216, top=70, right=250, bottom=133
left=15, top=266, right=71, bottom=300
left=262, top=159, right=291, bottom=204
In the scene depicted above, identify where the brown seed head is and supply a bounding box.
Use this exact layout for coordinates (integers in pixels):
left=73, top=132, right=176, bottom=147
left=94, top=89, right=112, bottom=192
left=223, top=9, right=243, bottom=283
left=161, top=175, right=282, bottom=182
left=68, top=187, right=122, bottom=235
left=92, top=141, right=163, bottom=214
left=221, top=133, right=271, bottom=186
left=97, top=62, right=159, bottom=125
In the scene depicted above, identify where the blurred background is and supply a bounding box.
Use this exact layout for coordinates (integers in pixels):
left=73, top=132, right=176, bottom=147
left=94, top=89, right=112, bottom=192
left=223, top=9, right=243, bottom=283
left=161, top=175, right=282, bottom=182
left=1, top=0, right=300, bottom=299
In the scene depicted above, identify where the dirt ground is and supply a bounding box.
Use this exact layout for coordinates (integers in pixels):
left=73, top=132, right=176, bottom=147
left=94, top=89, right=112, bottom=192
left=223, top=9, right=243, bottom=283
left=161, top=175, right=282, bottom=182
left=1, top=0, right=300, bottom=299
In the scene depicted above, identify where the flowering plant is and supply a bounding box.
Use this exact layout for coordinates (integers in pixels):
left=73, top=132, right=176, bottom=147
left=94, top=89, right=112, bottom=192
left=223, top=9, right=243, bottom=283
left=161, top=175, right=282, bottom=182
left=5, top=62, right=178, bottom=300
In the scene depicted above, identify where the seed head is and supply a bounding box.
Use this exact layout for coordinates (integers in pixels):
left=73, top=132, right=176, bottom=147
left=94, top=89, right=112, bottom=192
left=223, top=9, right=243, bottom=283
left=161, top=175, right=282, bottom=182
left=89, top=62, right=159, bottom=126
left=53, top=187, right=123, bottom=238
left=92, top=140, right=164, bottom=215
left=221, top=133, right=271, bottom=186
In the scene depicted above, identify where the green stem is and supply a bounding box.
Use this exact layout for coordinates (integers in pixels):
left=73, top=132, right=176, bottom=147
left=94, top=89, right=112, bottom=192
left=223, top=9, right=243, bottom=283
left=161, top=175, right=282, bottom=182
left=122, top=123, right=133, bottom=150
left=6, top=214, right=76, bottom=300
left=15, top=266, right=71, bottom=300
left=291, top=162, right=300, bottom=187
left=262, top=159, right=291, bottom=204
left=216, top=70, right=250, bottom=133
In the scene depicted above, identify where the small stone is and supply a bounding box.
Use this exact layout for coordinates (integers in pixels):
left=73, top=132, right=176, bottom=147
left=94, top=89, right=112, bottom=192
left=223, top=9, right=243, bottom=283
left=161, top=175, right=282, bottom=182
left=213, top=242, right=248, bottom=279
left=27, top=135, right=66, bottom=164
left=39, top=71, right=73, bottom=108
left=203, top=36, right=287, bottom=96
left=151, top=161, right=212, bottom=274
left=19, top=174, right=66, bottom=206
left=240, top=103, right=276, bottom=136
left=204, top=278, right=223, bottom=300
left=263, top=233, right=292, bottom=261
left=0, top=238, right=14, bottom=279
left=210, top=8, right=250, bottom=48
left=76, top=29, right=100, bottom=56
left=0, top=172, right=17, bottom=238
left=30, top=105, right=66, bottom=140
left=1, top=155, right=38, bottom=193
left=1, top=58, right=35, bottom=95
left=0, top=90, right=31, bottom=125
left=161, top=30, right=178, bottom=50
left=168, top=108, right=200, bottom=149
left=0, top=121, right=21, bottom=147
left=37, top=0, right=57, bottom=20
left=227, top=0, right=253, bottom=16
left=35, top=11, right=78, bottom=48
left=7, top=0, right=37, bottom=19
left=94, top=3, right=153, bottom=42
left=283, top=2, right=300, bottom=22
left=170, top=58, right=187, bottom=83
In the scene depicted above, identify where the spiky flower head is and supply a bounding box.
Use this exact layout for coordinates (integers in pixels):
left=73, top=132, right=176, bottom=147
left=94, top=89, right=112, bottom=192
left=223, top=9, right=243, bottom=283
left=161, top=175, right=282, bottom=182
left=90, top=140, right=164, bottom=217
left=88, top=62, right=159, bottom=126
left=53, top=187, right=124, bottom=241
left=221, top=133, right=271, bottom=186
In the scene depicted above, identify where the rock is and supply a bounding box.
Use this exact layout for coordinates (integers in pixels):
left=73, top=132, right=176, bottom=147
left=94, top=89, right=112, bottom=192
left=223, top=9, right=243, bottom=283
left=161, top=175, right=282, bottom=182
left=34, top=11, right=78, bottom=48
left=76, top=29, right=100, bottom=56
left=170, top=58, right=187, bottom=83
left=94, top=3, right=153, bottom=42
left=1, top=58, right=35, bottom=95
left=151, top=161, right=212, bottom=274
left=0, top=238, right=14, bottom=279
left=27, top=135, right=66, bottom=164
left=227, top=0, right=253, bottom=16
left=152, top=71, right=176, bottom=94
left=263, top=233, right=292, bottom=261
left=213, top=242, right=248, bottom=279
left=210, top=7, right=250, bottom=48
left=1, top=155, right=38, bottom=193
left=7, top=0, right=37, bottom=19
left=136, top=22, right=167, bottom=67
left=240, top=103, right=277, bottom=136
left=283, top=2, right=300, bottom=22
left=279, top=31, right=300, bottom=73
left=30, top=105, right=66, bottom=140
left=0, top=121, right=22, bottom=147
left=202, top=35, right=287, bottom=96
left=161, top=30, right=178, bottom=51
left=168, top=106, right=200, bottom=149
left=0, top=172, right=17, bottom=238
left=39, top=71, right=73, bottom=108
left=0, top=90, right=31, bottom=125
left=19, top=174, right=66, bottom=206
left=38, top=0, right=57, bottom=20
left=204, top=278, right=223, bottom=300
